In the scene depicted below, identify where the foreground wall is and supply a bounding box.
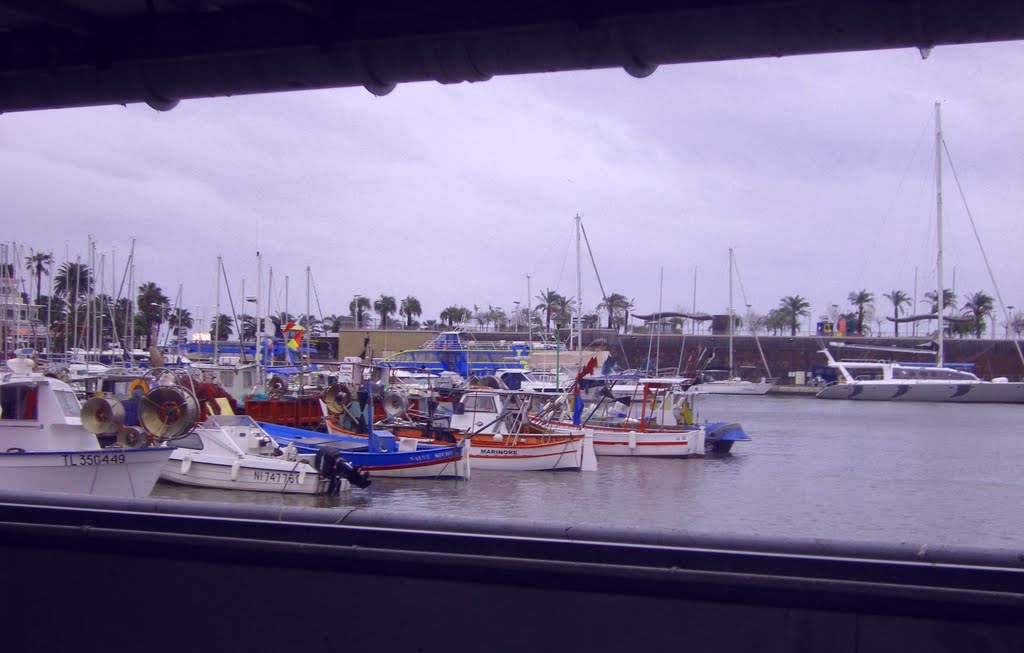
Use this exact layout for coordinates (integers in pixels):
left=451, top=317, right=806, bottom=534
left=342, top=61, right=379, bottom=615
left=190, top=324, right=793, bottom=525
left=1, top=491, right=1021, bottom=652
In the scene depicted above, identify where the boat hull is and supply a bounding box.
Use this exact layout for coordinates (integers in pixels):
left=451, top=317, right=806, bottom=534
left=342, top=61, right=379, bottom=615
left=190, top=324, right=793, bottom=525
left=692, top=381, right=773, bottom=395
left=540, top=420, right=705, bottom=458
left=161, top=450, right=325, bottom=494
left=262, top=422, right=469, bottom=480
left=0, top=447, right=171, bottom=497
left=816, top=381, right=1024, bottom=403
left=469, top=436, right=587, bottom=471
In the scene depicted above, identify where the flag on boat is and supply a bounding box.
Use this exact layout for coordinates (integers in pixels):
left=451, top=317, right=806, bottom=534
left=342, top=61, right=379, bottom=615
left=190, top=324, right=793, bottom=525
left=571, top=356, right=599, bottom=425
left=284, top=322, right=305, bottom=351
left=284, top=322, right=306, bottom=364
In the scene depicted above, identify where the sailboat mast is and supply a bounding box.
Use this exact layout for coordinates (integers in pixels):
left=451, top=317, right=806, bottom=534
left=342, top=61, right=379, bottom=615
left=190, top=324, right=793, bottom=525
left=728, top=247, right=734, bottom=376
left=305, top=266, right=311, bottom=380
left=575, top=214, right=583, bottom=369
left=256, top=252, right=264, bottom=392
left=935, top=101, right=945, bottom=367
left=214, top=256, right=221, bottom=365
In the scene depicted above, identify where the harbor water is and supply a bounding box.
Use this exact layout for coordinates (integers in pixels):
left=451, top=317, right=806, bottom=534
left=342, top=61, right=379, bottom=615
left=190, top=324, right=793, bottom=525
left=151, top=396, right=1024, bottom=549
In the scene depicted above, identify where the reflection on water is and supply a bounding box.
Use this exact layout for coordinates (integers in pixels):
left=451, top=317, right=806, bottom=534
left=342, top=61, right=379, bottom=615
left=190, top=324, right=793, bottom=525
left=150, top=396, right=1024, bottom=548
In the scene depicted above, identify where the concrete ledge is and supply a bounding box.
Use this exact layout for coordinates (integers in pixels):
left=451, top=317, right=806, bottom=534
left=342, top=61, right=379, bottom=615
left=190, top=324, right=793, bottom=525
left=1, top=490, right=1022, bottom=652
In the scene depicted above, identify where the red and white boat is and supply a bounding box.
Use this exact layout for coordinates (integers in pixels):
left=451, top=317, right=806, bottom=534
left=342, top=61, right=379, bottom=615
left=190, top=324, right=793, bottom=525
left=450, top=389, right=595, bottom=471
left=534, top=379, right=706, bottom=458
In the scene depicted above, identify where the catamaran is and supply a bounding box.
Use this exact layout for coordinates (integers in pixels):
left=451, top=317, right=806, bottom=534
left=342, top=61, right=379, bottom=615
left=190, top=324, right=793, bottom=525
left=817, top=103, right=1024, bottom=403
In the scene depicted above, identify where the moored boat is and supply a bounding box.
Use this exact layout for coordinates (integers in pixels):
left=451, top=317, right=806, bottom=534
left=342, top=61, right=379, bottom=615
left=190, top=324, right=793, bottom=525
left=535, top=378, right=751, bottom=457
left=261, top=421, right=470, bottom=480
left=160, top=414, right=368, bottom=494
left=449, top=389, right=595, bottom=472
left=0, top=350, right=171, bottom=497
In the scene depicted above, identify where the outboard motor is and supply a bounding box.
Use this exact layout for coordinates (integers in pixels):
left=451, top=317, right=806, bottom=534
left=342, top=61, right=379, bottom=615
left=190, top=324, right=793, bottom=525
left=314, top=447, right=371, bottom=494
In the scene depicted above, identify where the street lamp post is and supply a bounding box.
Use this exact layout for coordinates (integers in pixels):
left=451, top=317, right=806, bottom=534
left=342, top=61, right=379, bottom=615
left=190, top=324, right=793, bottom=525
left=1007, top=306, right=1015, bottom=338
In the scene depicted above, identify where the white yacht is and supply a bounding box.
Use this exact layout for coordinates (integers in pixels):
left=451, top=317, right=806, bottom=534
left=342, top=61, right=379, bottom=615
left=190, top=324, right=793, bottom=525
left=815, top=349, right=1024, bottom=403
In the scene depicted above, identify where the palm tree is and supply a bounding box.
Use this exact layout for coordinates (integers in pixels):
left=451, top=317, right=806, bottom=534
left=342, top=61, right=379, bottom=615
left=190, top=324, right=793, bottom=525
left=924, top=288, right=957, bottom=335
left=349, top=295, right=371, bottom=328
left=209, top=314, right=234, bottom=341
left=439, top=305, right=471, bottom=327
left=374, top=295, right=397, bottom=329
left=778, top=295, right=810, bottom=336
left=167, top=308, right=193, bottom=344
left=239, top=314, right=257, bottom=341
left=24, top=251, right=54, bottom=302
left=440, top=305, right=463, bottom=327
left=962, top=291, right=995, bottom=339
left=136, top=281, right=169, bottom=347
left=535, top=289, right=565, bottom=334
left=551, top=294, right=575, bottom=329
left=924, top=288, right=957, bottom=313
left=439, top=306, right=454, bottom=327
left=54, top=261, right=93, bottom=310
left=597, top=293, right=632, bottom=330
left=400, top=295, right=423, bottom=329
left=847, top=289, right=874, bottom=336
left=321, top=314, right=344, bottom=333
left=883, top=290, right=912, bottom=337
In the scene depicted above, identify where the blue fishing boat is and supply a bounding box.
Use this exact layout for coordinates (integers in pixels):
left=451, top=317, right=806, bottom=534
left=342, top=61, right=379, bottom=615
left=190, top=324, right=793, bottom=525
left=259, top=422, right=470, bottom=480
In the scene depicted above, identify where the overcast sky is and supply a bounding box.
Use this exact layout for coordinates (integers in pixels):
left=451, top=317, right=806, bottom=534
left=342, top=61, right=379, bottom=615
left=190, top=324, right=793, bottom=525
left=2, top=39, right=1022, bottom=335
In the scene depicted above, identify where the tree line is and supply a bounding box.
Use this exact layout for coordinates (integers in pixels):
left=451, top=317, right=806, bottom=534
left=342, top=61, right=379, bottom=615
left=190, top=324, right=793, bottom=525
left=20, top=252, right=1023, bottom=344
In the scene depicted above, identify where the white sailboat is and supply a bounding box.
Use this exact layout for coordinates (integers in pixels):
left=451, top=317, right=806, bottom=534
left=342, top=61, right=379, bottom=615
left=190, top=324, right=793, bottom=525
left=817, top=102, right=1024, bottom=403
left=691, top=248, right=773, bottom=395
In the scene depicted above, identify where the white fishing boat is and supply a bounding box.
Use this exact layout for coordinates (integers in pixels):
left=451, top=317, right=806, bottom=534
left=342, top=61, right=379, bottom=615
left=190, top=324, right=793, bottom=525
left=535, top=379, right=710, bottom=457
left=160, top=414, right=363, bottom=494
left=450, top=389, right=595, bottom=472
left=0, top=350, right=170, bottom=497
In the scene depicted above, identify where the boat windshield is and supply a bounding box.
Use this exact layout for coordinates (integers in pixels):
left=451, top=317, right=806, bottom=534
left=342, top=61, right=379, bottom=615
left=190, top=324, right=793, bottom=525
left=201, top=414, right=259, bottom=428
left=462, top=394, right=498, bottom=413
left=893, top=367, right=979, bottom=381
left=53, top=389, right=81, bottom=417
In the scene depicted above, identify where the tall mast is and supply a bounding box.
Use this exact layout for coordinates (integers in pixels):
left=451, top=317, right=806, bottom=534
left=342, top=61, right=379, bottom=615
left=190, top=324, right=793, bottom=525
left=935, top=102, right=945, bottom=367
left=256, top=252, right=264, bottom=391
left=305, top=266, right=311, bottom=375
left=214, top=256, right=221, bottom=365
left=575, top=214, right=583, bottom=369
left=526, top=274, right=532, bottom=342
left=728, top=247, right=734, bottom=376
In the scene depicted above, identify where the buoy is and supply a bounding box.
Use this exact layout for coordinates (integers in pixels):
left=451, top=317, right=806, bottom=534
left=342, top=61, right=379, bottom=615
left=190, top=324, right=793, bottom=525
left=180, top=454, right=192, bottom=475
left=628, top=430, right=638, bottom=450
left=230, top=459, right=241, bottom=481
